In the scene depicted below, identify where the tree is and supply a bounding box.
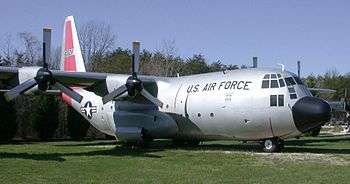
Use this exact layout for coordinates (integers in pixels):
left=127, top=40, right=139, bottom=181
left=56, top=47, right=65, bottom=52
left=67, top=107, right=90, bottom=140
left=32, top=94, right=60, bottom=140
left=90, top=48, right=131, bottom=73
left=78, top=21, right=116, bottom=69
left=18, top=32, right=40, bottom=66
left=0, top=33, right=14, bottom=66
left=183, top=54, right=210, bottom=75
left=0, top=93, right=17, bottom=142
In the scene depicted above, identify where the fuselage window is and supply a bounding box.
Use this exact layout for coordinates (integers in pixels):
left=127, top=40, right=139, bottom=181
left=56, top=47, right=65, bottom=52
left=270, top=80, right=279, bottom=88
left=263, top=74, right=270, bottom=79
left=279, top=79, right=285, bottom=87
left=278, top=95, right=284, bottom=106
left=262, top=80, right=269, bottom=88
left=290, top=93, right=297, bottom=99
left=288, top=87, right=295, bottom=93
left=285, top=77, right=296, bottom=86
left=293, top=76, right=303, bottom=85
left=270, top=95, right=277, bottom=106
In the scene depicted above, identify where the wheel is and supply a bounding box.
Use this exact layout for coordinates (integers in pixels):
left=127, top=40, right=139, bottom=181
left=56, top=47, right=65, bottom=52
left=173, top=139, right=186, bottom=147
left=262, top=138, right=281, bottom=153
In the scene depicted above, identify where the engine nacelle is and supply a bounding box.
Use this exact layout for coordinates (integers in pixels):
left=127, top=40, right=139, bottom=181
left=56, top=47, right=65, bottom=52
left=115, top=127, right=144, bottom=142
left=18, top=67, right=41, bottom=94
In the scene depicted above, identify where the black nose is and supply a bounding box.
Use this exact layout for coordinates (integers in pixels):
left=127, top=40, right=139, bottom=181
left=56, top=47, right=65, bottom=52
left=292, top=96, right=331, bottom=133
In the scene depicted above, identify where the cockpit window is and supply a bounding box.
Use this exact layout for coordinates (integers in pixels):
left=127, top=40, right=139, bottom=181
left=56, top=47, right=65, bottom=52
left=262, top=80, right=269, bottom=88
left=279, top=79, right=285, bottom=87
left=262, top=73, right=286, bottom=89
left=285, top=77, right=296, bottom=86
left=293, top=76, right=303, bottom=85
left=263, top=74, right=270, bottom=79
left=271, top=80, right=279, bottom=88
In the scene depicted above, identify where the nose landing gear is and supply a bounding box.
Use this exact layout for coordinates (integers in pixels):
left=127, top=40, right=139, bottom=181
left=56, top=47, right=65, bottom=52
left=261, top=138, right=284, bottom=152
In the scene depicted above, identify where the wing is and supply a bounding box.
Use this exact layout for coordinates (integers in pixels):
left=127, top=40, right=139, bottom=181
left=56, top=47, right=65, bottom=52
left=308, top=88, right=336, bottom=94
left=0, top=66, right=110, bottom=95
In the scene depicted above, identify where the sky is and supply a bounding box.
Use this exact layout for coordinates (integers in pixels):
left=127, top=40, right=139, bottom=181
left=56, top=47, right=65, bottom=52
left=1, top=0, right=350, bottom=76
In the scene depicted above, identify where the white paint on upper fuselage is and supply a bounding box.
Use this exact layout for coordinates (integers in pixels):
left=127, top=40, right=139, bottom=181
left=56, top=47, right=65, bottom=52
left=103, top=67, right=312, bottom=140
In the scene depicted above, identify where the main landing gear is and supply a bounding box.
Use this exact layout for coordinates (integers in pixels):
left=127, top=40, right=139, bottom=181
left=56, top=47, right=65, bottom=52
left=261, top=138, right=284, bottom=153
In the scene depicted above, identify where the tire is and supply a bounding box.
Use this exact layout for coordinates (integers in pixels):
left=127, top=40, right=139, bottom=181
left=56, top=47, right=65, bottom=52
left=173, top=139, right=186, bottom=147
left=262, top=138, right=281, bottom=153
left=187, top=140, right=200, bottom=146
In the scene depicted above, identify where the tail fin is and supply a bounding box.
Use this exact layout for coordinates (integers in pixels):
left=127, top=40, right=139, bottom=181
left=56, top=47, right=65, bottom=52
left=60, top=16, right=86, bottom=72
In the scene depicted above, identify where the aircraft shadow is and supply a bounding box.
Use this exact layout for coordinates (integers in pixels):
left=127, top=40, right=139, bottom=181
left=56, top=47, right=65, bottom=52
left=0, top=146, right=163, bottom=162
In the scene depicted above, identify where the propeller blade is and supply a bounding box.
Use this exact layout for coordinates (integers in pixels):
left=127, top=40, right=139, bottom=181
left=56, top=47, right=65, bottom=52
left=4, top=79, right=37, bottom=101
left=132, top=41, right=140, bottom=75
left=43, top=28, right=51, bottom=69
left=54, top=81, right=83, bottom=103
left=102, top=85, right=128, bottom=104
left=140, top=88, right=163, bottom=107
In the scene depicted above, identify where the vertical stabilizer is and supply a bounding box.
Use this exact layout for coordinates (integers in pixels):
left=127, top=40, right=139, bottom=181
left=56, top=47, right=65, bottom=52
left=61, top=16, right=86, bottom=72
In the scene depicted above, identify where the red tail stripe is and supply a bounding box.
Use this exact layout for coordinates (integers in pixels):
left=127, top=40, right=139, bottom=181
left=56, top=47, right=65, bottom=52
left=64, top=55, right=76, bottom=71
left=65, top=20, right=73, bottom=49
left=64, top=20, right=76, bottom=72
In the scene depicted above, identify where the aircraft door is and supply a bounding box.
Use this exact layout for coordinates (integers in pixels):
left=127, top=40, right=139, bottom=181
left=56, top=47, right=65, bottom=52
left=174, top=84, right=189, bottom=118
left=268, top=94, right=295, bottom=137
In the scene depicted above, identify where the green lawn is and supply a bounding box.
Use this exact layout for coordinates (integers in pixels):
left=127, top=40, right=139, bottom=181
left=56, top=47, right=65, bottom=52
left=0, top=135, right=349, bottom=184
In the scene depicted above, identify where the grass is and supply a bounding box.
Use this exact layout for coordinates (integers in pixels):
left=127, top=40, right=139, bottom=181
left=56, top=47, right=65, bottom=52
left=0, top=135, right=350, bottom=184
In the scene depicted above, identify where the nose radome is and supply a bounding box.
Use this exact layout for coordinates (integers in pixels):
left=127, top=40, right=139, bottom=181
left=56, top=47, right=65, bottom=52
left=292, top=96, right=331, bottom=133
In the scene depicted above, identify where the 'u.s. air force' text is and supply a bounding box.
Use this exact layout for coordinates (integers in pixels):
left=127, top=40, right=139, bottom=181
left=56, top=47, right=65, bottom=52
left=187, top=81, right=252, bottom=93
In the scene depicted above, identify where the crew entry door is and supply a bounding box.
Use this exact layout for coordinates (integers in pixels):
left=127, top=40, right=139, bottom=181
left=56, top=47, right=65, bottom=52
left=174, top=84, right=189, bottom=118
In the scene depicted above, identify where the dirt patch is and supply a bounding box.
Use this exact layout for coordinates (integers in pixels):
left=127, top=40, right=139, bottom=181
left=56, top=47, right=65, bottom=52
left=202, top=150, right=350, bottom=166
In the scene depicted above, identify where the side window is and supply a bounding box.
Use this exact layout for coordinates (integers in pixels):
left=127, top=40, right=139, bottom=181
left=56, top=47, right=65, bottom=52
left=270, top=94, right=284, bottom=107
left=262, top=80, right=269, bottom=88
left=290, top=94, right=297, bottom=99
left=270, top=95, right=277, bottom=106
left=278, top=95, right=284, bottom=106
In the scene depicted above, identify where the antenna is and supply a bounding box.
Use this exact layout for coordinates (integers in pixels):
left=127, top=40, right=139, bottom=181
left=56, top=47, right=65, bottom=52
left=297, top=61, right=301, bottom=78
left=252, top=57, right=258, bottom=68
left=277, top=63, right=285, bottom=71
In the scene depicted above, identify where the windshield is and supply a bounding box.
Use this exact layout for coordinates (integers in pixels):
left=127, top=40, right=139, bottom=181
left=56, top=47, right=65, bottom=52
left=285, top=77, right=296, bottom=86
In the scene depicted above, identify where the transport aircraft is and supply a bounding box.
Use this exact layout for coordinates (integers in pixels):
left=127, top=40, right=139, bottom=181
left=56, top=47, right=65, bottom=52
left=0, top=16, right=340, bottom=152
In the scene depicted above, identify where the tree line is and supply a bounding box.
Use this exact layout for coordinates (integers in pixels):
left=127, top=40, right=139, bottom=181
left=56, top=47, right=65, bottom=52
left=0, top=21, right=349, bottom=142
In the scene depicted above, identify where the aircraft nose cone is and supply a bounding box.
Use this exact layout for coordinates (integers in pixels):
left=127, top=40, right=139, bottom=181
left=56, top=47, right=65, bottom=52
left=292, top=96, right=331, bottom=133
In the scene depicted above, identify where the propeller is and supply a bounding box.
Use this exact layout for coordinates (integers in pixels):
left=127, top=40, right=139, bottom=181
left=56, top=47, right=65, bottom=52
left=102, top=41, right=163, bottom=107
left=4, top=28, right=83, bottom=103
